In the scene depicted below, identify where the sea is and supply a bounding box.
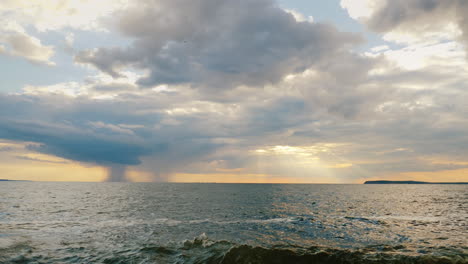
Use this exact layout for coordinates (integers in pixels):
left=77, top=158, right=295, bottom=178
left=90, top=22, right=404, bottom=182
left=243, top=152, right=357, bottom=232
left=0, top=182, right=466, bottom=263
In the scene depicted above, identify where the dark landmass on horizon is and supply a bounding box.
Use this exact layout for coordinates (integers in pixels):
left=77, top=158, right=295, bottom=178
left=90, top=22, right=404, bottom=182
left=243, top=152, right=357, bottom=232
left=365, top=180, right=468, bottom=184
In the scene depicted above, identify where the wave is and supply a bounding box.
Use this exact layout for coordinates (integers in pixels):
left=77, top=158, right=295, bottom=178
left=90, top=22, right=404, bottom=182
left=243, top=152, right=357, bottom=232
left=1, top=234, right=467, bottom=264
left=219, top=245, right=467, bottom=264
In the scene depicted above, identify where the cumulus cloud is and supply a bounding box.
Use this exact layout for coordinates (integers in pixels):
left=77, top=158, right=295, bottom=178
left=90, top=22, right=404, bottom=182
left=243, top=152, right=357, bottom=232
left=0, top=26, right=55, bottom=65
left=0, top=0, right=128, bottom=67
left=76, top=0, right=362, bottom=89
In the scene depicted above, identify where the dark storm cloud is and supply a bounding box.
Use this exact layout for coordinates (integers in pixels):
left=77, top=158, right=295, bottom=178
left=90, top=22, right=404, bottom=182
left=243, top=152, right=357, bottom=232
left=0, top=118, right=151, bottom=165
left=76, top=0, right=362, bottom=89
left=0, top=93, right=221, bottom=181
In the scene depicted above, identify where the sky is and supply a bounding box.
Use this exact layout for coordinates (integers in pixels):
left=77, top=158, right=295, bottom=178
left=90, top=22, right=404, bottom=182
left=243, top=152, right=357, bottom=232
left=1, top=0, right=468, bottom=183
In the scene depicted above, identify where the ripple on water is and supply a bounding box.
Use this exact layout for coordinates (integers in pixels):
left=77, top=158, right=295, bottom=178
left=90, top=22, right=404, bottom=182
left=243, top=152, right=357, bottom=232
left=0, top=183, right=466, bottom=263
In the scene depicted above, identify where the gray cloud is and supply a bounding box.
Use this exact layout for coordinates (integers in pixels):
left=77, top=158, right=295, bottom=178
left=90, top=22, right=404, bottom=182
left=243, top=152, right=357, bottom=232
left=0, top=118, right=151, bottom=165
left=363, top=0, right=468, bottom=47
left=0, top=146, right=13, bottom=152
left=366, top=1, right=454, bottom=32
left=76, top=0, right=362, bottom=89
left=15, top=155, right=69, bottom=164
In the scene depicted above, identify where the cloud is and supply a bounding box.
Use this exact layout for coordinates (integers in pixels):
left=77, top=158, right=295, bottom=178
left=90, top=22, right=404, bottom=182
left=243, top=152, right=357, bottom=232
left=364, top=1, right=459, bottom=33
left=0, top=0, right=128, bottom=67
left=0, top=119, right=151, bottom=165
left=0, top=28, right=55, bottom=65
left=0, top=92, right=223, bottom=181
left=283, top=9, right=314, bottom=23
left=1, top=0, right=468, bottom=183
left=341, top=0, right=468, bottom=47
left=0, top=0, right=127, bottom=32
left=0, top=146, right=13, bottom=152
left=15, top=155, right=69, bottom=164
left=8, top=29, right=468, bottom=180
left=2, top=53, right=468, bottom=182
left=76, top=0, right=362, bottom=89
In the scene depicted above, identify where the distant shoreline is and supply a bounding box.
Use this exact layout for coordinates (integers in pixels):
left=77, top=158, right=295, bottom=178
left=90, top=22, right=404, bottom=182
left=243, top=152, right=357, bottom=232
left=364, top=180, right=468, bottom=184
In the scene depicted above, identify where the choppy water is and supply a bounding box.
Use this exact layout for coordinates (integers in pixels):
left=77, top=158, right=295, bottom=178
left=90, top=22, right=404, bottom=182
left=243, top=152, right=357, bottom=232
left=0, top=182, right=466, bottom=263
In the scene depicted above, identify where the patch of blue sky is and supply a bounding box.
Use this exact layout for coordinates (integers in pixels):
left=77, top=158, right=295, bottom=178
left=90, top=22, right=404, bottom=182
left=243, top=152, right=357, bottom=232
left=0, top=27, right=131, bottom=93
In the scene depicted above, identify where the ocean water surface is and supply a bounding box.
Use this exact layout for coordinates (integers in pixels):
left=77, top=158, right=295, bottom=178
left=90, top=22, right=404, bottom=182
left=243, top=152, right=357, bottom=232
left=0, top=182, right=466, bottom=263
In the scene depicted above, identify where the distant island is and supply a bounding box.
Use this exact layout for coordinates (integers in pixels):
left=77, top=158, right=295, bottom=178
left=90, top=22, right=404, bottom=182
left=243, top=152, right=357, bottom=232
left=364, top=180, right=468, bottom=184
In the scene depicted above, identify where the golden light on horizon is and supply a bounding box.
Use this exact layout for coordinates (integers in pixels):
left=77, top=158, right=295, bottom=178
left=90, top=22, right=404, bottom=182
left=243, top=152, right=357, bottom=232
left=248, top=144, right=356, bottom=183
left=1, top=140, right=467, bottom=183
left=0, top=161, right=107, bottom=182
left=169, top=173, right=344, bottom=184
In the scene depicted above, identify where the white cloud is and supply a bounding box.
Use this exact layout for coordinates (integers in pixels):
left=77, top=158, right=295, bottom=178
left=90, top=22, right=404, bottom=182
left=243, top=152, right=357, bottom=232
left=0, top=0, right=128, bottom=32
left=284, top=9, right=314, bottom=23
left=340, top=0, right=382, bottom=20
left=366, top=41, right=466, bottom=72
left=21, top=70, right=145, bottom=98
left=370, top=45, right=389, bottom=53
left=22, top=82, right=83, bottom=96
left=0, top=0, right=128, bottom=65
left=0, top=30, right=55, bottom=65
left=382, top=23, right=462, bottom=45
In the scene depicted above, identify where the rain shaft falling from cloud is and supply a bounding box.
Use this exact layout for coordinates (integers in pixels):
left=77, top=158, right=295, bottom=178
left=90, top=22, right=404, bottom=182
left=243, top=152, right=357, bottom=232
left=107, top=164, right=127, bottom=182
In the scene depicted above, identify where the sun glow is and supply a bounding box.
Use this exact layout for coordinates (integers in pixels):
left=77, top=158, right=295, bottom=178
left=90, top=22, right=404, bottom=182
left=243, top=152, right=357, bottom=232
left=248, top=144, right=354, bottom=183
